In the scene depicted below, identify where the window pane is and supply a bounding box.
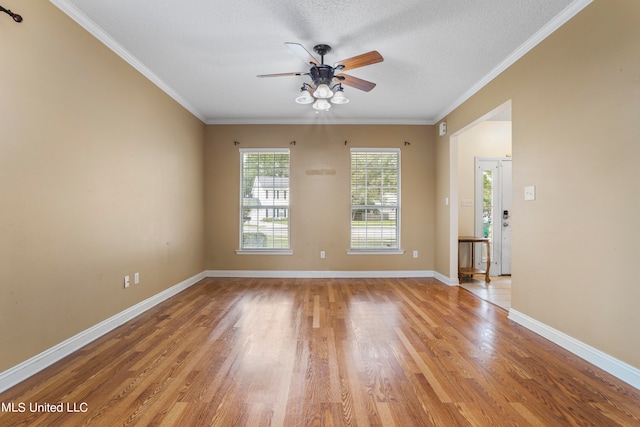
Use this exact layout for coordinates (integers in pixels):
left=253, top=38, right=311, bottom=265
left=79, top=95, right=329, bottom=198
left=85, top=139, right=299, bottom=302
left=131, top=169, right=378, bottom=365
left=240, top=150, right=290, bottom=249
left=482, top=169, right=493, bottom=262
left=350, top=150, right=400, bottom=250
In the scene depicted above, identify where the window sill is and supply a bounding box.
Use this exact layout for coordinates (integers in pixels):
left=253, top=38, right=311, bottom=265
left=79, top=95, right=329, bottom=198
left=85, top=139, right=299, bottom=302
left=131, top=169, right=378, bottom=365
left=346, top=249, right=405, bottom=255
left=235, top=249, right=293, bottom=255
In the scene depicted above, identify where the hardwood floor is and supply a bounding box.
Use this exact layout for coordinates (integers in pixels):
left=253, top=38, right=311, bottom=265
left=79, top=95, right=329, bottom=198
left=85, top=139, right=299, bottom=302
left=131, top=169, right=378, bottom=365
left=1, top=277, right=638, bottom=426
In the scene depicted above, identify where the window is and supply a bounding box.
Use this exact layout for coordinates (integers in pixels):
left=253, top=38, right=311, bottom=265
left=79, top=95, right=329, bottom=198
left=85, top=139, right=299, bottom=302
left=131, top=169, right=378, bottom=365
left=350, top=148, right=400, bottom=251
left=240, top=149, right=290, bottom=251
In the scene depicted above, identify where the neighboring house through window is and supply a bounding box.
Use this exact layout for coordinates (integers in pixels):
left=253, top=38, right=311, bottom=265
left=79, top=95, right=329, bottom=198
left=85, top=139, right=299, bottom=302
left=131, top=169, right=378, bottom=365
left=350, top=148, right=401, bottom=252
left=253, top=176, right=289, bottom=218
left=240, top=149, right=290, bottom=250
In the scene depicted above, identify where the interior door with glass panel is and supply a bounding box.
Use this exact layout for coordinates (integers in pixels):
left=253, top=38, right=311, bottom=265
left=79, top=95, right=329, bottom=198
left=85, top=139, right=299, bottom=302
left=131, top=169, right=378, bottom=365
left=475, top=158, right=512, bottom=275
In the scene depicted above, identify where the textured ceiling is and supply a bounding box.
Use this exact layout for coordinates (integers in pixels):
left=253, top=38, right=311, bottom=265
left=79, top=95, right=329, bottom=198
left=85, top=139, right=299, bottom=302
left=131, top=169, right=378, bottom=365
left=52, top=0, right=589, bottom=124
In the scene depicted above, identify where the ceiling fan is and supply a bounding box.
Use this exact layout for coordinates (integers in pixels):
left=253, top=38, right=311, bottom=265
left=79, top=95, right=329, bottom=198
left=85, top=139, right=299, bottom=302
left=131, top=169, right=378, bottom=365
left=257, top=43, right=383, bottom=111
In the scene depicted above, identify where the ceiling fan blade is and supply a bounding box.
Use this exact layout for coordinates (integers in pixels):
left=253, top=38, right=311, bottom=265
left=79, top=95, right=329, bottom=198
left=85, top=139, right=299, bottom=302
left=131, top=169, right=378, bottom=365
left=335, top=73, right=377, bottom=92
left=334, top=51, right=383, bottom=71
left=285, top=42, right=320, bottom=66
left=257, top=72, right=306, bottom=78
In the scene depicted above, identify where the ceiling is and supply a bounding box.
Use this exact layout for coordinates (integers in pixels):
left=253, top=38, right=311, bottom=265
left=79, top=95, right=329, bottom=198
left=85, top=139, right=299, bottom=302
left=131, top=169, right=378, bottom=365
left=52, top=0, right=588, bottom=125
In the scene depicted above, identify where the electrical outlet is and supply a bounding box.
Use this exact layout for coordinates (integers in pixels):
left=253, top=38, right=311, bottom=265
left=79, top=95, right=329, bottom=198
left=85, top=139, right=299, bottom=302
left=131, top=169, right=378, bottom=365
left=439, top=121, right=447, bottom=136
left=124, top=275, right=130, bottom=288
left=320, top=251, right=326, bottom=259
left=413, top=250, right=418, bottom=258
left=134, top=272, right=140, bottom=284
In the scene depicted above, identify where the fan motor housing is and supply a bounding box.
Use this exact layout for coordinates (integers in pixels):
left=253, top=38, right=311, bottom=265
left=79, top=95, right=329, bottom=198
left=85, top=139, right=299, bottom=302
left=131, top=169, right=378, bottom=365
left=309, top=64, right=334, bottom=87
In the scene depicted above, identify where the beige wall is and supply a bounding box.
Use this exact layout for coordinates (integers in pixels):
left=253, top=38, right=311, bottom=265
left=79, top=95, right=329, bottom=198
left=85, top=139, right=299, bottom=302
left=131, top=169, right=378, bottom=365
left=204, top=125, right=436, bottom=272
left=3, top=0, right=638, bottom=383
left=457, top=121, right=512, bottom=236
left=0, top=2, right=205, bottom=370
left=435, top=0, right=640, bottom=368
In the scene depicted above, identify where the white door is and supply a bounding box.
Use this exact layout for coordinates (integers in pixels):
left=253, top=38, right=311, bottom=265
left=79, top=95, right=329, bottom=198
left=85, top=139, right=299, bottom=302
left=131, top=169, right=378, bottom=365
left=475, top=158, right=512, bottom=275
left=500, top=160, right=512, bottom=275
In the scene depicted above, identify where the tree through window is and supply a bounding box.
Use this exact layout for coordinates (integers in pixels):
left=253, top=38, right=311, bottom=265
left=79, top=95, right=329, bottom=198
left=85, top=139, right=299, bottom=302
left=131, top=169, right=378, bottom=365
left=350, top=149, right=400, bottom=250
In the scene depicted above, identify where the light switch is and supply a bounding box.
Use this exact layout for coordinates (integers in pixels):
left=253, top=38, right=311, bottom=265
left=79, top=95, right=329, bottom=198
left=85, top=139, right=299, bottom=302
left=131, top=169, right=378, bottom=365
left=524, top=185, right=536, bottom=201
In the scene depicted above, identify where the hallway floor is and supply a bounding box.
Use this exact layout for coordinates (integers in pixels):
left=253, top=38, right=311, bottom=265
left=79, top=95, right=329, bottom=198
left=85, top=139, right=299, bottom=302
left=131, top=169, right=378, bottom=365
left=459, top=275, right=511, bottom=310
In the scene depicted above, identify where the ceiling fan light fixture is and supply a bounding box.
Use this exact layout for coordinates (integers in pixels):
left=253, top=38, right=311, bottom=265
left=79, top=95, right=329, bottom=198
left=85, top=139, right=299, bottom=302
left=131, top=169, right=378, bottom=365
left=259, top=43, right=383, bottom=113
left=312, top=98, right=331, bottom=111
left=313, top=83, right=333, bottom=99
left=330, top=88, right=349, bottom=104
left=295, top=90, right=314, bottom=104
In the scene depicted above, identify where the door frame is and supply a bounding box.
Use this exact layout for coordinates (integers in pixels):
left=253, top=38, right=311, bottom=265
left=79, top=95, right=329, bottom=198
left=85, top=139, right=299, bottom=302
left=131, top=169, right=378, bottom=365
left=448, top=100, right=512, bottom=284
left=474, top=157, right=512, bottom=275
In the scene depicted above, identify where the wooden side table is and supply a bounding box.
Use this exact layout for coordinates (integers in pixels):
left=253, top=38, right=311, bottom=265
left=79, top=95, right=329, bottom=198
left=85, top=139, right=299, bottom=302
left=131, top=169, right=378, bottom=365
left=458, top=236, right=491, bottom=283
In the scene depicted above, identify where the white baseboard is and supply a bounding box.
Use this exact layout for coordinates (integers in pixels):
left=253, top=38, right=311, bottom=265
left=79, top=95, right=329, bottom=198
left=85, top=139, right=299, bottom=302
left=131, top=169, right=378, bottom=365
left=434, top=271, right=458, bottom=286
left=508, top=309, right=640, bottom=391
left=206, top=270, right=437, bottom=279
left=0, top=271, right=206, bottom=393
left=0, top=269, right=455, bottom=393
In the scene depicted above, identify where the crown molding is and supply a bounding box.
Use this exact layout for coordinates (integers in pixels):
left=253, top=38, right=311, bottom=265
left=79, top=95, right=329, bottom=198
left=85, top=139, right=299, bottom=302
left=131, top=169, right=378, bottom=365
left=49, top=0, right=207, bottom=123
left=50, top=0, right=592, bottom=127
left=435, top=0, right=593, bottom=123
left=204, top=118, right=434, bottom=126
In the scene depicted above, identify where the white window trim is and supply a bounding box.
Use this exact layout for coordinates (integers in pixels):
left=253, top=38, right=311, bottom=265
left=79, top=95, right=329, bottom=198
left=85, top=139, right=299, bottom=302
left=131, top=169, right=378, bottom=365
left=235, top=249, right=294, bottom=255
left=346, top=249, right=405, bottom=255
left=349, top=148, right=402, bottom=254
left=238, top=148, right=291, bottom=254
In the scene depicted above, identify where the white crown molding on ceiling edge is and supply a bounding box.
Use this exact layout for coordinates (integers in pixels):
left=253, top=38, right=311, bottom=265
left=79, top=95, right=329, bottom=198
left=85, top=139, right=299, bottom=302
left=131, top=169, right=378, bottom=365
left=50, top=0, right=592, bottom=127
left=206, top=0, right=585, bottom=128
left=204, top=118, right=435, bottom=126
left=434, top=0, right=593, bottom=123
left=49, top=0, right=207, bottom=123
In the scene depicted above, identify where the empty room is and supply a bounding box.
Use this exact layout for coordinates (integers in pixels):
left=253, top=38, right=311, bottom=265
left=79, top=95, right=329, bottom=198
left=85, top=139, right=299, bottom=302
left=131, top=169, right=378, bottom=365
left=1, top=0, right=639, bottom=425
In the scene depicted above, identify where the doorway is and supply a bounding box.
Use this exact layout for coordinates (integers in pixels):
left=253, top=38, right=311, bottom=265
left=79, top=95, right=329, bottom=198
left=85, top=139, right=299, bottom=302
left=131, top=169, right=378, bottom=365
left=475, top=157, right=512, bottom=275
left=449, top=100, right=512, bottom=308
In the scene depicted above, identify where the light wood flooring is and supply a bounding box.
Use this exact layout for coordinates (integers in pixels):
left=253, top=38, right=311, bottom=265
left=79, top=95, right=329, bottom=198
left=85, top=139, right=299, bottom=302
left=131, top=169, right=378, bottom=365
left=1, top=277, right=638, bottom=426
left=459, top=276, right=511, bottom=310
